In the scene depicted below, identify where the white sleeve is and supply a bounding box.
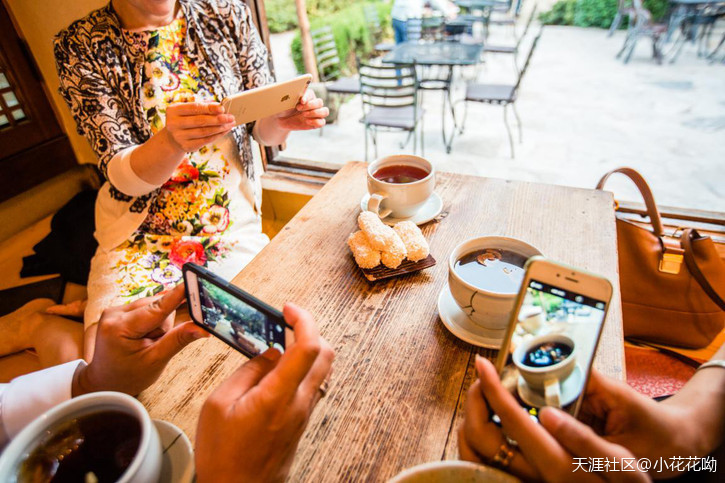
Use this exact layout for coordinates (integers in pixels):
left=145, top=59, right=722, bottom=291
left=0, top=360, right=86, bottom=447
left=106, top=146, right=161, bottom=196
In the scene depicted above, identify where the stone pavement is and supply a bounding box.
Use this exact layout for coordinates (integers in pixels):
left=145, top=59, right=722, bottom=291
left=269, top=24, right=725, bottom=212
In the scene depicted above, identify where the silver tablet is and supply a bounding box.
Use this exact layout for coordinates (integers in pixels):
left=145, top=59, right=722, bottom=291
left=221, top=74, right=312, bottom=126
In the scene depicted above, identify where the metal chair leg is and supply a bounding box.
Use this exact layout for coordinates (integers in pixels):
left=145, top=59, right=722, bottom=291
left=511, top=102, right=522, bottom=143
left=372, top=127, right=379, bottom=160
left=624, top=35, right=638, bottom=63
left=608, top=12, right=623, bottom=37
left=364, top=125, right=369, bottom=162
left=458, top=99, right=469, bottom=135
left=616, top=33, right=631, bottom=59
left=503, top=104, right=514, bottom=158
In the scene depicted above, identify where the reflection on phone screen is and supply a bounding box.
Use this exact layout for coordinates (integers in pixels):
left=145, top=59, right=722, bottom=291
left=198, top=278, right=286, bottom=355
left=500, top=279, right=607, bottom=419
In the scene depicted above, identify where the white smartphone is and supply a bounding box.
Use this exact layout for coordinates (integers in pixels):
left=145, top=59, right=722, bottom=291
left=183, top=263, right=294, bottom=359
left=220, top=74, right=312, bottom=126
left=495, top=256, right=613, bottom=420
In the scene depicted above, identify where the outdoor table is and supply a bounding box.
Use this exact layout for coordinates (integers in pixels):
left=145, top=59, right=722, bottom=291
left=382, top=42, right=484, bottom=153
left=139, top=162, right=625, bottom=482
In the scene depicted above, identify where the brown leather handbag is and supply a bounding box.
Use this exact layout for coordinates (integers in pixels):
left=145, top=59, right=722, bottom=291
left=597, top=167, right=725, bottom=348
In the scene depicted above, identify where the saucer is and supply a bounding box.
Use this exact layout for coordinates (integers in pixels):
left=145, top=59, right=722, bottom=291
left=360, top=192, right=443, bottom=226
left=155, top=419, right=194, bottom=483
left=438, top=284, right=506, bottom=349
left=516, top=364, right=584, bottom=409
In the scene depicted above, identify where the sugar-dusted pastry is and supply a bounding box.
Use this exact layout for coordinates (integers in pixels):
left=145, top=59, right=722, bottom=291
left=381, top=249, right=406, bottom=269
left=358, top=211, right=406, bottom=255
left=347, top=231, right=381, bottom=269
left=394, top=221, right=430, bottom=262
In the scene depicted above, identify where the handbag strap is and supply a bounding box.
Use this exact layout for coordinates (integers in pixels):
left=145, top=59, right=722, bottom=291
left=681, top=228, right=725, bottom=310
left=626, top=338, right=702, bottom=369
left=596, top=167, right=664, bottom=237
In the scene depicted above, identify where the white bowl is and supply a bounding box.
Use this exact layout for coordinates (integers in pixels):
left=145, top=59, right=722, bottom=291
left=0, top=392, right=162, bottom=483
left=513, top=333, right=577, bottom=391
left=448, top=236, right=542, bottom=331
left=388, top=460, right=520, bottom=483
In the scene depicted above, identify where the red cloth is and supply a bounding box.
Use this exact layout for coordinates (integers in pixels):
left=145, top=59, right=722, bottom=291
left=625, top=346, right=703, bottom=399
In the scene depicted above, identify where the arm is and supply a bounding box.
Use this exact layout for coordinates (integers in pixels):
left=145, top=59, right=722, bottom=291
left=0, top=360, right=85, bottom=447
left=54, top=30, right=235, bottom=194
left=228, top=1, right=328, bottom=147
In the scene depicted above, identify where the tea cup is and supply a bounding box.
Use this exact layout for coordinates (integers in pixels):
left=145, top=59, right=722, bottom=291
left=0, top=392, right=162, bottom=483
left=448, top=236, right=542, bottom=331
left=513, top=334, right=577, bottom=407
left=367, top=154, right=435, bottom=219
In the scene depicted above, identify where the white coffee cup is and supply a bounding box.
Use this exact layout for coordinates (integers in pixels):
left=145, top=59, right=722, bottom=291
left=367, top=154, right=435, bottom=219
left=448, top=236, right=542, bottom=331
left=0, top=392, right=162, bottom=483
left=513, top=334, right=577, bottom=407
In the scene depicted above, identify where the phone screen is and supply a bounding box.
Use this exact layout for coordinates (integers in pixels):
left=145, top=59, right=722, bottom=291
left=497, top=278, right=608, bottom=420
left=196, top=277, right=287, bottom=357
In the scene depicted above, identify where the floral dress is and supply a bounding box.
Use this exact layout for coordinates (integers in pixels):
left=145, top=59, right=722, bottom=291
left=84, top=17, right=269, bottom=325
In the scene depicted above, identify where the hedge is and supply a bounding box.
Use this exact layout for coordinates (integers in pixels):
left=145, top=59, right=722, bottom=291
left=291, top=1, right=392, bottom=76
left=540, top=0, right=670, bottom=28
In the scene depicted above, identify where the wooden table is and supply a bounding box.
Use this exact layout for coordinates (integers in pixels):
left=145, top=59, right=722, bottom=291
left=140, top=162, right=624, bottom=481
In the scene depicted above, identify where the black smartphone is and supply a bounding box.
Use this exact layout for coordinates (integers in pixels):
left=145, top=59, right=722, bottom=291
left=182, top=263, right=293, bottom=359
left=494, top=256, right=613, bottom=421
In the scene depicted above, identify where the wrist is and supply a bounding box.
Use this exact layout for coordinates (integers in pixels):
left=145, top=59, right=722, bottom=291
left=71, top=364, right=95, bottom=397
left=158, top=127, right=186, bottom=157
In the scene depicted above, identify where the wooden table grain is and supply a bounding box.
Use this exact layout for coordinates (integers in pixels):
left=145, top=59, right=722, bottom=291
left=139, top=161, right=624, bottom=482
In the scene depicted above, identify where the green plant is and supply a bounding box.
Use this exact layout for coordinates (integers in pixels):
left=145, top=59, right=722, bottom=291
left=291, top=1, right=392, bottom=75
left=539, top=0, right=670, bottom=28
left=538, top=0, right=577, bottom=25
left=266, top=0, right=299, bottom=33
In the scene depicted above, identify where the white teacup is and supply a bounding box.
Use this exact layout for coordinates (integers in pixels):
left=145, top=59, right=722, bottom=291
left=448, top=236, right=542, bottom=331
left=0, top=392, right=162, bottom=483
left=367, top=154, right=435, bottom=219
left=513, top=334, right=577, bottom=407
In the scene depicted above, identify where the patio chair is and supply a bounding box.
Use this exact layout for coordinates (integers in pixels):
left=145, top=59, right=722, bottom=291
left=457, top=31, right=542, bottom=158
left=311, top=27, right=360, bottom=133
left=669, top=5, right=722, bottom=63
left=358, top=61, right=424, bottom=161
left=608, top=0, right=635, bottom=37
left=364, top=5, right=395, bottom=54
left=483, top=4, right=537, bottom=72
left=615, top=0, right=666, bottom=64
left=406, top=18, right=424, bottom=42
left=489, top=0, right=518, bottom=35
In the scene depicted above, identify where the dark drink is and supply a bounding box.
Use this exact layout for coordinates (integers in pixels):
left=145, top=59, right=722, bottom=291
left=523, top=341, right=573, bottom=367
left=373, top=164, right=429, bottom=184
left=453, top=248, right=527, bottom=293
left=18, top=410, right=141, bottom=483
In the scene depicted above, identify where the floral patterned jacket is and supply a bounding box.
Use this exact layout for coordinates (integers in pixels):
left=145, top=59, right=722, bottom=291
left=54, top=0, right=273, bottom=216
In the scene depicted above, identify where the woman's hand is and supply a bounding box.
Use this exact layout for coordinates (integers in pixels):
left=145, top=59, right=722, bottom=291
left=459, top=356, right=648, bottom=482
left=195, top=303, right=334, bottom=483
left=163, top=102, right=236, bottom=153
left=276, top=88, right=329, bottom=131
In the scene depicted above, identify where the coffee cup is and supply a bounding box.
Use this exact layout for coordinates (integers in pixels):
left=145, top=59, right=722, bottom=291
left=367, top=154, right=435, bottom=219
left=513, top=334, right=577, bottom=407
left=448, top=236, right=542, bottom=331
left=0, top=392, right=162, bottom=483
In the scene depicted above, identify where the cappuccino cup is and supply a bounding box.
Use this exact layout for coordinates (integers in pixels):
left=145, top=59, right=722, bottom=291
left=513, top=334, right=577, bottom=407
left=367, top=155, right=435, bottom=219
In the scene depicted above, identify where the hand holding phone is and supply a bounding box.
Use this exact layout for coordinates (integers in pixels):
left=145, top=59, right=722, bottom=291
left=183, top=263, right=293, bottom=358
left=495, top=256, right=613, bottom=418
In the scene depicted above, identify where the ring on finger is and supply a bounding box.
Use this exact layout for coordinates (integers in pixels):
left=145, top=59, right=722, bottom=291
left=490, top=439, right=516, bottom=469
left=318, top=378, right=331, bottom=398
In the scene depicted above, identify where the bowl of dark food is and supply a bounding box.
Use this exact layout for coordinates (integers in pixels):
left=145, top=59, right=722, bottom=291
left=448, top=236, right=542, bottom=331
left=0, top=392, right=162, bottom=483
left=513, top=333, right=577, bottom=402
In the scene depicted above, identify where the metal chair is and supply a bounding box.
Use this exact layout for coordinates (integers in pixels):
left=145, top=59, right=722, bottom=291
left=615, top=0, right=666, bottom=64
left=608, top=0, right=635, bottom=37
left=311, top=27, right=360, bottom=133
left=458, top=31, right=542, bottom=158
left=483, top=4, right=537, bottom=72
left=364, top=5, right=395, bottom=54
left=406, top=18, right=424, bottom=42
left=358, top=62, right=424, bottom=161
